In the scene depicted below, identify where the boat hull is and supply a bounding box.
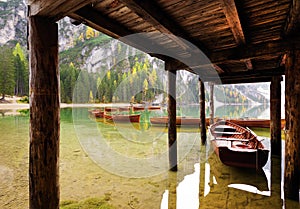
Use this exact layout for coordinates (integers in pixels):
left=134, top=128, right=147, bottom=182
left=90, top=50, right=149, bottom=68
left=150, top=116, right=210, bottom=126
left=218, top=146, right=269, bottom=169
left=89, top=110, right=104, bottom=118
left=227, top=119, right=285, bottom=129
left=104, top=114, right=140, bottom=123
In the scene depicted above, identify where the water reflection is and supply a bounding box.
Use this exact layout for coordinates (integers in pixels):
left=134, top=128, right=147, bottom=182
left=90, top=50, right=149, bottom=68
left=161, top=163, right=200, bottom=209
left=0, top=107, right=294, bottom=208
left=156, top=134, right=291, bottom=209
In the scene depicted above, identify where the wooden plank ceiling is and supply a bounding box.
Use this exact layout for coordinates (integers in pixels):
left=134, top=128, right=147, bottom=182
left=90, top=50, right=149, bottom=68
left=28, top=0, right=300, bottom=84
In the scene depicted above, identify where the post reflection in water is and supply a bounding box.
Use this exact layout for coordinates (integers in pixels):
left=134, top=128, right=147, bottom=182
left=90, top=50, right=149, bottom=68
left=161, top=163, right=200, bottom=209
left=86, top=107, right=290, bottom=208
left=158, top=136, right=289, bottom=209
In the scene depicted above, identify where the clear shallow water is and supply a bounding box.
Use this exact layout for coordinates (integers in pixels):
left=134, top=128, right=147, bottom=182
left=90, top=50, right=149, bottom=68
left=0, top=106, right=297, bottom=208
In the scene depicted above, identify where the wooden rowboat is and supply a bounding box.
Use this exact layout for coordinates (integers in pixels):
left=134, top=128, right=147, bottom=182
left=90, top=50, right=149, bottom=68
left=132, top=106, right=145, bottom=111
left=150, top=116, right=210, bottom=126
left=147, top=106, right=161, bottom=110
left=208, top=120, right=269, bottom=169
left=88, top=109, right=104, bottom=118
left=104, top=113, right=141, bottom=123
left=104, top=107, right=118, bottom=112
left=227, top=118, right=285, bottom=129
left=118, top=106, right=131, bottom=111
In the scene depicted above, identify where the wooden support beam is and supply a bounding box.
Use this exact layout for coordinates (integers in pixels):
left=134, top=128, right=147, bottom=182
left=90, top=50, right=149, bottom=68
left=210, top=39, right=300, bottom=64
left=206, top=67, right=285, bottom=84
left=284, top=48, right=300, bottom=201
left=28, top=0, right=94, bottom=21
left=270, top=76, right=282, bottom=156
left=219, top=0, right=254, bottom=71
left=199, top=78, right=206, bottom=145
left=120, top=0, right=190, bottom=51
left=28, top=16, right=60, bottom=209
left=172, top=39, right=298, bottom=70
left=209, top=83, right=214, bottom=125
left=71, top=6, right=131, bottom=40
left=219, top=0, right=246, bottom=45
left=120, top=0, right=209, bottom=54
left=284, top=0, right=300, bottom=36
left=166, top=61, right=177, bottom=171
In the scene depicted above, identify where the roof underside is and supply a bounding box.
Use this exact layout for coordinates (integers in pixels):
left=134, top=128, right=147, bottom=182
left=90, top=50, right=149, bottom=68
left=28, top=0, right=300, bottom=84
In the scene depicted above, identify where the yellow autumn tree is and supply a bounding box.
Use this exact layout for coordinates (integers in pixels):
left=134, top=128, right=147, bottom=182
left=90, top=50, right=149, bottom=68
left=86, top=26, right=95, bottom=39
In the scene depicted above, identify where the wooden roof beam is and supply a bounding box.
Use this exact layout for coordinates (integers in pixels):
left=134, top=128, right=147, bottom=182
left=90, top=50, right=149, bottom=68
left=119, top=0, right=189, bottom=51
left=219, top=0, right=253, bottom=71
left=70, top=6, right=182, bottom=63
left=210, top=39, right=300, bottom=64
left=205, top=67, right=285, bottom=84
left=28, top=0, right=95, bottom=21
left=284, top=0, right=300, bottom=36
left=219, top=0, right=246, bottom=45
left=120, top=0, right=209, bottom=54
left=70, top=6, right=131, bottom=39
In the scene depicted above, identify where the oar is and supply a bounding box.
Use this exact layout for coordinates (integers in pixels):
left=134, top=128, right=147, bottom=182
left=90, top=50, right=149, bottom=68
left=246, top=127, right=265, bottom=141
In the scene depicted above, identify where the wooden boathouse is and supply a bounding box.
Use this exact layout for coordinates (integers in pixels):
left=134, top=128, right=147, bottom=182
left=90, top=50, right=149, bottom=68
left=27, top=0, right=300, bottom=208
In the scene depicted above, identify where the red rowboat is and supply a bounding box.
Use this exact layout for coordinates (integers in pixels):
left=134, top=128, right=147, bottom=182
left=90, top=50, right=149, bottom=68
left=88, top=109, right=104, bottom=118
left=208, top=120, right=269, bottom=169
left=150, top=116, right=210, bottom=126
left=227, top=118, right=285, bottom=129
left=104, top=113, right=141, bottom=123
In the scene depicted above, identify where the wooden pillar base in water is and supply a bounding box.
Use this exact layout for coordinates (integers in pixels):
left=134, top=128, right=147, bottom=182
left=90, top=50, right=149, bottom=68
left=166, top=61, right=177, bottom=171
left=284, top=48, right=300, bottom=201
left=270, top=76, right=282, bottom=156
left=29, top=16, right=60, bottom=209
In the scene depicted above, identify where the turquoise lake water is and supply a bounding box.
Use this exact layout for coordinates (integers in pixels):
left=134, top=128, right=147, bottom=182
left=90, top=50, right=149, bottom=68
left=0, top=105, right=297, bottom=208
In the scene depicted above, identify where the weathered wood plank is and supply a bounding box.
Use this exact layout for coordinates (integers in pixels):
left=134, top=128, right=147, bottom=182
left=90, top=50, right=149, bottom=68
left=28, top=0, right=94, bottom=21
left=284, top=0, right=300, bottom=35
left=219, top=0, right=246, bottom=45
left=166, top=61, right=177, bottom=171
left=28, top=16, right=60, bottom=209
left=120, top=0, right=208, bottom=52
left=270, top=76, right=282, bottom=156
left=284, top=48, right=300, bottom=201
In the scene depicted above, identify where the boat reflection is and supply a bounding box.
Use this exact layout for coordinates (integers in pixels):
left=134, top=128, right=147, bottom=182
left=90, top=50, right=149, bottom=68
left=160, top=143, right=272, bottom=209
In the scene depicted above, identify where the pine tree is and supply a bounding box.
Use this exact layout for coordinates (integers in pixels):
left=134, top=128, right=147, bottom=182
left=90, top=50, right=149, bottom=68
left=13, top=43, right=29, bottom=96
left=0, top=46, right=15, bottom=100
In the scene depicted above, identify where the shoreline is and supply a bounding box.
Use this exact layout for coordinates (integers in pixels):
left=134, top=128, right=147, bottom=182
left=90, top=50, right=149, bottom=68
left=0, top=102, right=132, bottom=110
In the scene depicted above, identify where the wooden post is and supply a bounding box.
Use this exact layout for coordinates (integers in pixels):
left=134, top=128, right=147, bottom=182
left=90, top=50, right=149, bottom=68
left=284, top=48, right=300, bottom=201
left=29, top=16, right=60, bottom=209
left=270, top=76, right=282, bottom=156
left=199, top=78, right=206, bottom=145
left=166, top=61, right=177, bottom=171
left=209, top=83, right=214, bottom=125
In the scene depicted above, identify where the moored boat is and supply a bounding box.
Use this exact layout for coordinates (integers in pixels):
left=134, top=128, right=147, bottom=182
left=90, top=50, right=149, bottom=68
left=118, top=106, right=131, bottom=111
left=104, top=113, right=141, bottom=123
left=104, top=107, right=118, bottom=112
left=227, top=118, right=285, bottom=129
left=147, top=106, right=161, bottom=110
left=208, top=120, right=269, bottom=169
left=88, top=109, right=104, bottom=118
left=150, top=116, right=210, bottom=126
left=132, top=106, right=145, bottom=111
